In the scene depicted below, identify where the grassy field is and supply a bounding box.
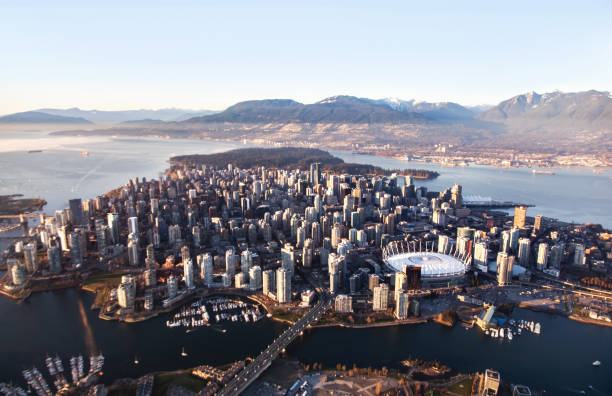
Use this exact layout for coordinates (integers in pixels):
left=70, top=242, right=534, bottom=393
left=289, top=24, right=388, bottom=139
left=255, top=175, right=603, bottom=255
left=442, top=377, right=473, bottom=396
left=152, top=373, right=207, bottom=396
left=270, top=309, right=304, bottom=323
left=83, top=270, right=129, bottom=291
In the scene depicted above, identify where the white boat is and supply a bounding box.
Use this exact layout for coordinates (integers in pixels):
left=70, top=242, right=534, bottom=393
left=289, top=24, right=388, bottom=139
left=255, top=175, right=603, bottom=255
left=499, top=328, right=504, bottom=338
left=592, top=360, right=601, bottom=367
left=54, top=355, right=64, bottom=373
left=507, top=331, right=513, bottom=341
left=534, top=322, right=541, bottom=334
left=180, top=347, right=188, bottom=357
left=45, top=357, right=57, bottom=376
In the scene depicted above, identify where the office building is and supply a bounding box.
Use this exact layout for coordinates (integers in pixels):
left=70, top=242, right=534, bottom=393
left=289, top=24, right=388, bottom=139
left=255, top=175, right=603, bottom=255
left=183, top=258, right=194, bottom=289
left=276, top=268, right=291, bottom=303
left=394, top=271, right=406, bottom=300
left=536, top=243, right=548, bottom=270
left=144, top=268, right=156, bottom=287
left=302, top=238, right=313, bottom=268
left=69, top=198, right=85, bottom=226
left=573, top=244, right=586, bottom=266
left=517, top=238, right=530, bottom=267
left=513, top=205, right=527, bottom=228
left=395, top=291, right=410, bottom=319
left=107, top=213, right=119, bottom=244
left=373, top=283, right=389, bottom=311
left=334, top=294, right=352, bottom=313
left=117, top=275, right=136, bottom=311
left=47, top=245, right=62, bottom=274
left=249, top=266, right=262, bottom=290
left=405, top=266, right=421, bottom=290
left=281, top=244, right=295, bottom=275
left=263, top=269, right=275, bottom=296
left=235, top=272, right=246, bottom=288
left=481, top=369, right=500, bottom=396
left=549, top=245, right=563, bottom=269
left=128, top=236, right=139, bottom=266
left=437, top=234, right=451, bottom=254
left=496, top=252, right=514, bottom=286
left=198, top=253, right=213, bottom=286
left=368, top=274, right=380, bottom=292
left=23, top=242, right=38, bottom=273
left=474, top=242, right=488, bottom=271
left=167, top=274, right=178, bottom=298
left=127, top=216, right=138, bottom=236
left=225, top=249, right=236, bottom=277
left=7, top=259, right=26, bottom=286
left=69, top=231, right=83, bottom=268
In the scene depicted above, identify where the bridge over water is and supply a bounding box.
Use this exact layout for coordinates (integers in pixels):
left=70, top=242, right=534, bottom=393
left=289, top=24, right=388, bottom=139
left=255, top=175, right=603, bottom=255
left=216, top=293, right=331, bottom=396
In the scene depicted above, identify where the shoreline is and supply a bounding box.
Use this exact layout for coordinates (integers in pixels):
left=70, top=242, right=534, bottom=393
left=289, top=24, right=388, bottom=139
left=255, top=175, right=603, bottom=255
left=47, top=129, right=612, bottom=169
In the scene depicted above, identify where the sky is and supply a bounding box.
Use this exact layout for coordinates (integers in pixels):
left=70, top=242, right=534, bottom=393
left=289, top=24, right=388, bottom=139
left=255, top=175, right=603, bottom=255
left=1, top=1, right=611, bottom=114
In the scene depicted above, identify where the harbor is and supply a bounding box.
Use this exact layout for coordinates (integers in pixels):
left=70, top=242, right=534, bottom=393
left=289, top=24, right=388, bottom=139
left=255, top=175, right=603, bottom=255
left=4, top=352, right=105, bottom=396
left=165, top=297, right=265, bottom=330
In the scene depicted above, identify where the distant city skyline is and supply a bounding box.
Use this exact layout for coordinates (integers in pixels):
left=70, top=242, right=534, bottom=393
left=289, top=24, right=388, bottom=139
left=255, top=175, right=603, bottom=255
left=1, top=1, right=611, bottom=113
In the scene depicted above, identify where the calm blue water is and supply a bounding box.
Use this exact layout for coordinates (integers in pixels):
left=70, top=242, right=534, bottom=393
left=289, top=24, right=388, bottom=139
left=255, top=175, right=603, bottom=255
left=332, top=151, right=612, bottom=229
left=0, top=131, right=245, bottom=213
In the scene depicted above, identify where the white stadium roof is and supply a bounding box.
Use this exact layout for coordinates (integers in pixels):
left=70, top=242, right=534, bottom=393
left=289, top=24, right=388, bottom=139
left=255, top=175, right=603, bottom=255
left=384, top=252, right=467, bottom=278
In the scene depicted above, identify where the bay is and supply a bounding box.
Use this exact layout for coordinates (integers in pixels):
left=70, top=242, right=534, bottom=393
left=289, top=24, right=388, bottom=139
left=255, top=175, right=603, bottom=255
left=0, top=131, right=611, bottom=395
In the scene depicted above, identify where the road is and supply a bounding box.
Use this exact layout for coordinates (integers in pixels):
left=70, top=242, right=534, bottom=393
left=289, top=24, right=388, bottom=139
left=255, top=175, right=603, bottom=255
left=216, top=293, right=331, bottom=396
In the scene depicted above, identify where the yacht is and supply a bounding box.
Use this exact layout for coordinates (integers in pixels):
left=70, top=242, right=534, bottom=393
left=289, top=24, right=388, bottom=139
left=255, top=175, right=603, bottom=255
left=592, top=360, right=601, bottom=367
left=534, top=322, right=541, bottom=334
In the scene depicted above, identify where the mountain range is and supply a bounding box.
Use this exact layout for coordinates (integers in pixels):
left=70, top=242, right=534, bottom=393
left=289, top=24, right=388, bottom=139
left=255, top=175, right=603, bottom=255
left=476, top=90, right=612, bottom=131
left=5, top=90, right=611, bottom=154
left=185, top=96, right=429, bottom=124
left=6, top=91, right=610, bottom=129
left=0, top=111, right=92, bottom=124
left=0, top=108, right=217, bottom=124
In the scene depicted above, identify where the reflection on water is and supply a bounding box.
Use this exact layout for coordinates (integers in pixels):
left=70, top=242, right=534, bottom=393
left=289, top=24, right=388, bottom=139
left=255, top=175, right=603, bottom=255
left=76, top=296, right=97, bottom=356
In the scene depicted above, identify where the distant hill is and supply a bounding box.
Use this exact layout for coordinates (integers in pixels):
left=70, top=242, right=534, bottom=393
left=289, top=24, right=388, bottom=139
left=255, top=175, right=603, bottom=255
left=121, top=118, right=164, bottom=124
left=370, top=98, right=476, bottom=121
left=466, top=104, right=494, bottom=114
left=476, top=90, right=612, bottom=130
left=42, top=90, right=612, bottom=155
left=185, top=96, right=429, bottom=124
left=0, top=111, right=92, bottom=124
left=33, top=108, right=217, bottom=123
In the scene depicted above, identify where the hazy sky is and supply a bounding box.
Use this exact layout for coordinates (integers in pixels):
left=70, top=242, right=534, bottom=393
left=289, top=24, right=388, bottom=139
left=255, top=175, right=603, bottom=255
left=1, top=1, right=611, bottom=114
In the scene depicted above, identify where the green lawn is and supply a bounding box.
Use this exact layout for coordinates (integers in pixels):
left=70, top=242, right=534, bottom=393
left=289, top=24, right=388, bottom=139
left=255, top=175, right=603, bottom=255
left=152, top=373, right=207, bottom=396
left=443, top=377, right=473, bottom=396
left=83, top=270, right=129, bottom=291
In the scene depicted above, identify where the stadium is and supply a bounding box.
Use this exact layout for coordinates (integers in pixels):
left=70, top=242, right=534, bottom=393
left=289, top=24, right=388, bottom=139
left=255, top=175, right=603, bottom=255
left=382, top=241, right=471, bottom=287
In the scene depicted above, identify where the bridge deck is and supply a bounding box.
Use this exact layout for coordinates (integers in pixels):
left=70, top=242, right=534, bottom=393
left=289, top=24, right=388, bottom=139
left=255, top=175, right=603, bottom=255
left=216, top=295, right=330, bottom=396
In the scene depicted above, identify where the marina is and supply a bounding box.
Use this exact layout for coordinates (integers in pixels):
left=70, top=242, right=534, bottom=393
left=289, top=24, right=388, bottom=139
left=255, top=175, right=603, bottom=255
left=481, top=318, right=542, bottom=341
left=165, top=297, right=264, bottom=330
left=13, top=353, right=104, bottom=396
